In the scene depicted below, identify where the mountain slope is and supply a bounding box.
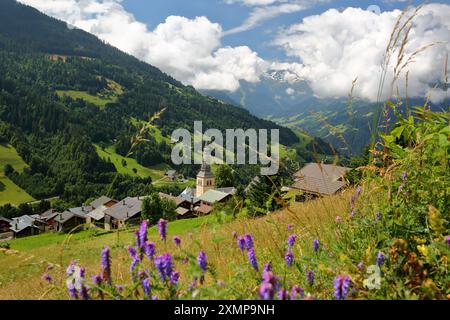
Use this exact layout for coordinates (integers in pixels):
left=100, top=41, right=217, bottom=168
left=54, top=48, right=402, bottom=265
left=0, top=0, right=303, bottom=206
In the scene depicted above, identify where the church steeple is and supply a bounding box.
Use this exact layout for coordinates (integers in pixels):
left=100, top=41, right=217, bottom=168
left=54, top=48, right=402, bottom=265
left=196, top=160, right=215, bottom=197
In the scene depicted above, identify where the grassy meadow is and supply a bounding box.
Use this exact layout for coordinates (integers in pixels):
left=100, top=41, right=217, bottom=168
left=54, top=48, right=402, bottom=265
left=0, top=144, right=35, bottom=205
left=0, top=191, right=349, bottom=299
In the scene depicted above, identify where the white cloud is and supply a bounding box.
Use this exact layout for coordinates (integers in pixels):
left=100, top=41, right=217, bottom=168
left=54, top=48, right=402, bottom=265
left=286, top=87, right=295, bottom=95
left=274, top=4, right=450, bottom=102
left=18, top=0, right=267, bottom=92
left=224, top=3, right=306, bottom=35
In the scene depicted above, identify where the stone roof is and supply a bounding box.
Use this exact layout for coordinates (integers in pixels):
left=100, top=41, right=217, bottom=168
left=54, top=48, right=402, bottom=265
left=291, top=163, right=351, bottom=196
left=198, top=189, right=230, bottom=204
left=291, top=176, right=346, bottom=196
left=87, top=205, right=108, bottom=221
left=294, top=163, right=351, bottom=181
left=54, top=210, right=86, bottom=224
left=104, top=197, right=145, bottom=221
left=40, top=209, right=58, bottom=221
left=175, top=207, right=190, bottom=216
left=159, top=192, right=183, bottom=206
left=69, top=206, right=92, bottom=217
left=194, top=203, right=213, bottom=215
left=90, top=196, right=115, bottom=209
left=9, top=215, right=41, bottom=233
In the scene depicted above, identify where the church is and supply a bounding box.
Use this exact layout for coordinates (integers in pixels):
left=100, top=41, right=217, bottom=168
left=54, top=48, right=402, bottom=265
left=174, top=162, right=236, bottom=218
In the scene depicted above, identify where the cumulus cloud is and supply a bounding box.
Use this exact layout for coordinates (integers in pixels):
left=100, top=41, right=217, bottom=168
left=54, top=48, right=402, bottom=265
left=274, top=4, right=450, bottom=102
left=18, top=0, right=267, bottom=91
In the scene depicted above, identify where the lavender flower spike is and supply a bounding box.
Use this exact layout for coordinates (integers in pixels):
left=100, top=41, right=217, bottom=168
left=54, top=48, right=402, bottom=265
left=287, top=234, right=296, bottom=249
left=157, top=219, right=168, bottom=241
left=101, top=246, right=112, bottom=284
left=445, top=235, right=450, bottom=247
left=198, top=251, right=207, bottom=272
left=313, top=239, right=319, bottom=252
left=248, top=248, right=259, bottom=271
left=237, top=236, right=246, bottom=251
left=172, top=236, right=181, bottom=247
left=290, top=286, right=304, bottom=300
left=139, top=220, right=148, bottom=247
left=285, top=251, right=294, bottom=267
left=376, top=252, right=386, bottom=266
left=244, top=234, right=254, bottom=250
left=144, top=241, right=156, bottom=261
left=333, top=275, right=351, bottom=300
left=142, top=278, right=151, bottom=298
left=155, top=253, right=173, bottom=281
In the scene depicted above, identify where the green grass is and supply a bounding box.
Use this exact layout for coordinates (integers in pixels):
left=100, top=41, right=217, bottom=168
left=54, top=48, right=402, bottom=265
left=56, top=90, right=116, bottom=107
left=56, top=78, right=124, bottom=108
left=0, top=144, right=35, bottom=205
left=94, top=144, right=170, bottom=181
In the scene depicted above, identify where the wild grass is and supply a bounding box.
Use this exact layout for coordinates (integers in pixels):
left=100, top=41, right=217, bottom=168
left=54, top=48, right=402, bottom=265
left=0, top=191, right=350, bottom=299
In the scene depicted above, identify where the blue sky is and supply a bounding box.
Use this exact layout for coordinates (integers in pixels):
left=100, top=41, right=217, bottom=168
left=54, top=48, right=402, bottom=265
left=18, top=0, right=450, bottom=102
left=122, top=0, right=425, bottom=60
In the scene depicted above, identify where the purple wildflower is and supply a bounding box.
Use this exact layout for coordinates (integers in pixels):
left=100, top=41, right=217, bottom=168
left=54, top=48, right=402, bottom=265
left=155, top=253, right=173, bottom=281
left=376, top=212, right=382, bottom=221
left=67, top=282, right=78, bottom=300
left=130, top=258, right=139, bottom=277
left=128, top=245, right=137, bottom=259
left=259, top=282, right=275, bottom=300
left=66, top=260, right=76, bottom=276
left=333, top=275, right=351, bottom=300
left=287, top=224, right=293, bottom=230
left=287, top=234, right=296, bottom=249
left=152, top=295, right=158, bottom=301
left=92, top=275, right=102, bottom=286
left=263, top=263, right=272, bottom=275
left=376, top=252, right=385, bottom=266
left=313, top=239, right=319, bottom=252
left=290, top=286, right=304, bottom=300
left=285, top=251, right=294, bottom=267
left=356, top=185, right=362, bottom=195
left=101, top=247, right=112, bottom=284
left=335, top=216, right=342, bottom=223
left=172, top=236, right=181, bottom=247
left=134, top=231, right=141, bottom=249
left=401, top=172, right=407, bottom=181
left=237, top=236, right=246, bottom=251
left=139, top=220, right=148, bottom=247
left=306, top=270, right=315, bottom=286
left=357, top=262, right=364, bottom=270
left=351, top=210, right=356, bottom=218
left=79, top=285, right=90, bottom=300
left=247, top=248, right=259, bottom=271
left=232, top=231, right=237, bottom=239
left=182, top=257, right=189, bottom=264
left=197, top=251, right=207, bottom=272
left=142, top=278, right=151, bottom=298
left=42, top=273, right=52, bottom=283
left=244, top=234, right=254, bottom=250
left=445, top=236, right=450, bottom=247
left=170, top=271, right=180, bottom=285
left=278, top=288, right=289, bottom=300
left=144, top=241, right=156, bottom=261
left=157, top=219, right=168, bottom=241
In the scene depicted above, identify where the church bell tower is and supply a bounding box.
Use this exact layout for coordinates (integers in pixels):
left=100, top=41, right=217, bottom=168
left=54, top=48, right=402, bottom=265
left=196, top=161, right=215, bottom=197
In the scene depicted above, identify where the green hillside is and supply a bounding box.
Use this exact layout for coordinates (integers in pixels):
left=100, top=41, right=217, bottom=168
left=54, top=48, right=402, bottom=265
left=0, top=144, right=35, bottom=205
left=94, top=144, right=169, bottom=181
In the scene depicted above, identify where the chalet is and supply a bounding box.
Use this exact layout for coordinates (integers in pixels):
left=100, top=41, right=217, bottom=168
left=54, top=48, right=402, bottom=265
left=104, top=197, right=145, bottom=230
left=165, top=170, right=184, bottom=182
left=54, top=210, right=87, bottom=233
left=86, top=205, right=109, bottom=228
left=39, top=209, right=59, bottom=231
left=0, top=216, right=12, bottom=236
left=9, top=215, right=45, bottom=238
left=288, top=163, right=351, bottom=199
